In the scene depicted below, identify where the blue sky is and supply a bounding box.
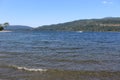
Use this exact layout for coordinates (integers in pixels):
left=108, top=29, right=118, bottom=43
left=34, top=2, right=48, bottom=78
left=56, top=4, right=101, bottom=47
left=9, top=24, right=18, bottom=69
left=0, top=0, right=120, bottom=27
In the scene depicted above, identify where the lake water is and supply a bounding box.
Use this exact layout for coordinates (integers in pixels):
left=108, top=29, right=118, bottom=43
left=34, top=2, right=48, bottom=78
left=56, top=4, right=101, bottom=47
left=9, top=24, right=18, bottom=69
left=0, top=31, right=120, bottom=80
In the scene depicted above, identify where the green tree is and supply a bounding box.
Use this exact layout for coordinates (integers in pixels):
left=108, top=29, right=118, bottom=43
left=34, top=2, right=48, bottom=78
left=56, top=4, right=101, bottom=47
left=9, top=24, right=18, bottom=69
left=0, top=22, right=9, bottom=31
left=3, top=22, right=9, bottom=28
left=0, top=24, right=3, bottom=31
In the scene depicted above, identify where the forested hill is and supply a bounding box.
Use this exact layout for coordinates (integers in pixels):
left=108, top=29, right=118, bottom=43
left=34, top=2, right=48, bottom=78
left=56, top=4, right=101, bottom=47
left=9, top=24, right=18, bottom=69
left=35, top=17, right=120, bottom=31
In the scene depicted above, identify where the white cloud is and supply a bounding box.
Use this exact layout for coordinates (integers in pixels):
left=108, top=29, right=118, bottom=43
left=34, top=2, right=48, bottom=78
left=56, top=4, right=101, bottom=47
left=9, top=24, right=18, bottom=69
left=102, top=0, right=113, bottom=4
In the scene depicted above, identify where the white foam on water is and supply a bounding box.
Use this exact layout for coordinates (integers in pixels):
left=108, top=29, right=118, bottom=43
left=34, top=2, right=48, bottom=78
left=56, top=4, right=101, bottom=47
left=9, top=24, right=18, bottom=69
left=10, top=65, right=47, bottom=72
left=0, top=30, right=12, bottom=32
left=77, top=31, right=83, bottom=33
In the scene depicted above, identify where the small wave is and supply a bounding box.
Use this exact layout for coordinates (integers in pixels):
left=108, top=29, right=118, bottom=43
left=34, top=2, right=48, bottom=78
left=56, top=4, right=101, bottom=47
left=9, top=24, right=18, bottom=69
left=10, top=65, right=47, bottom=72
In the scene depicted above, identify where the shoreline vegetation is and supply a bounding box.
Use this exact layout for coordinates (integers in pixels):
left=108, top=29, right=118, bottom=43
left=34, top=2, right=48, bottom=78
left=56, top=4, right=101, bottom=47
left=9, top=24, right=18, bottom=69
left=0, top=22, right=9, bottom=31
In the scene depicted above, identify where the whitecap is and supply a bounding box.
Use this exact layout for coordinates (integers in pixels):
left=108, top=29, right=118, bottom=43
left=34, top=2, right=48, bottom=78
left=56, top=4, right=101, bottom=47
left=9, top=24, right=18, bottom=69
left=10, top=65, right=47, bottom=72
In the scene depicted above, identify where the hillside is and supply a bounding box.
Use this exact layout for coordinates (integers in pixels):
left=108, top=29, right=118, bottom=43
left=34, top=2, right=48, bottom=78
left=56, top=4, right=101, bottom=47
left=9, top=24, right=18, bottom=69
left=5, top=25, right=33, bottom=31
left=35, top=17, right=120, bottom=31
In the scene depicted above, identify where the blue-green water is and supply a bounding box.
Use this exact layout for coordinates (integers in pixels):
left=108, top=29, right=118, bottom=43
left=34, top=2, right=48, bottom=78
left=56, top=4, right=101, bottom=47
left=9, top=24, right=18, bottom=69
left=0, top=31, right=120, bottom=80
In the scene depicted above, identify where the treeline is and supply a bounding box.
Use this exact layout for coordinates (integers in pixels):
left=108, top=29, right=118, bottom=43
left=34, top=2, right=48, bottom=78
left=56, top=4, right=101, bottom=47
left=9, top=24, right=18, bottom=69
left=36, top=17, right=120, bottom=31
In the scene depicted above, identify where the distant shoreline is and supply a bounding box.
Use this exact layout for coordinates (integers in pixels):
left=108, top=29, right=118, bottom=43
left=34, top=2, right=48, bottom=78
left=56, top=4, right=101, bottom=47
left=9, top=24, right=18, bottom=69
left=0, top=30, right=12, bottom=32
